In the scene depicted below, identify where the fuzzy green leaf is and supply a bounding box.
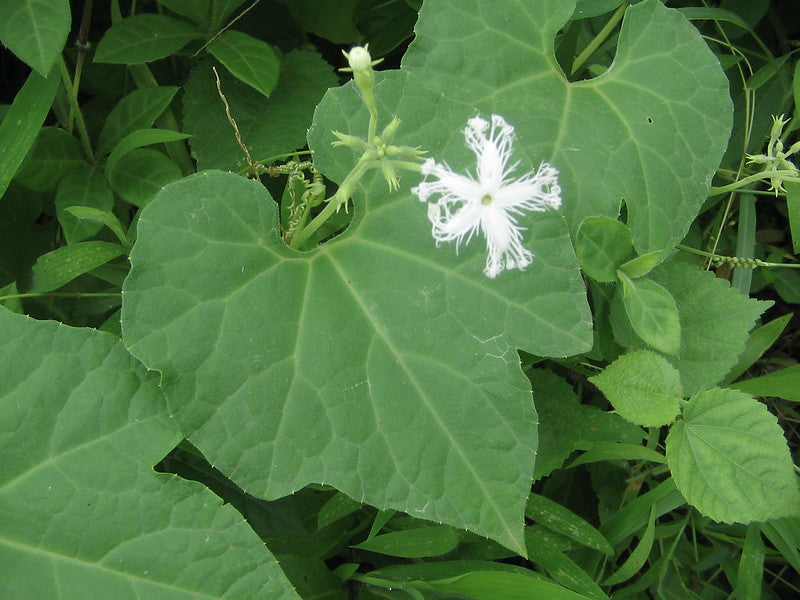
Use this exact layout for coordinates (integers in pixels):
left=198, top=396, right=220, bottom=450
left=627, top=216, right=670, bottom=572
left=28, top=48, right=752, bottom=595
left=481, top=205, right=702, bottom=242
left=590, top=350, right=682, bottom=427
left=649, top=261, right=771, bottom=395
left=666, top=388, right=800, bottom=522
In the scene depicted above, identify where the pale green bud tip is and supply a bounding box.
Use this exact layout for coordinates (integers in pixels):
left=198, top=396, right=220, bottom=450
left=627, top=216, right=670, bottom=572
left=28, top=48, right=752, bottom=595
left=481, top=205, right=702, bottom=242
left=332, top=131, right=367, bottom=150
left=345, top=46, right=373, bottom=72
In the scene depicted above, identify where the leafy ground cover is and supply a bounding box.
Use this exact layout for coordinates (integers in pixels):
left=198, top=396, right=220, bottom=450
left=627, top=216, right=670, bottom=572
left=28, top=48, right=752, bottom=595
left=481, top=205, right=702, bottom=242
left=1, top=0, right=799, bottom=598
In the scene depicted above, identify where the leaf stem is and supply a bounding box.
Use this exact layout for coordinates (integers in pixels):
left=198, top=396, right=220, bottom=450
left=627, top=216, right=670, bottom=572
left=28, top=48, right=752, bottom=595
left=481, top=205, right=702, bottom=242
left=0, top=292, right=122, bottom=302
left=709, top=170, right=800, bottom=195
left=288, top=159, right=372, bottom=249
left=571, top=2, right=629, bottom=76
left=58, top=57, right=95, bottom=162
left=676, top=244, right=800, bottom=269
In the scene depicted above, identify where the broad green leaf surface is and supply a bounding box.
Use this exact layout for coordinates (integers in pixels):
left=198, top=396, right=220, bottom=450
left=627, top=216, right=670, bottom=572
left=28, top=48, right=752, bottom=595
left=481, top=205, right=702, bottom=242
left=97, top=86, right=180, bottom=156
left=0, top=0, right=70, bottom=75
left=403, top=0, right=732, bottom=255
left=589, top=350, right=682, bottom=427
left=648, top=261, right=770, bottom=395
left=94, top=14, right=202, bottom=64
left=620, top=277, right=681, bottom=356
left=666, top=388, right=800, bottom=523
left=0, top=309, right=298, bottom=600
left=0, top=69, right=61, bottom=197
left=123, top=70, right=591, bottom=553
left=183, top=50, right=336, bottom=172
left=208, top=30, right=280, bottom=97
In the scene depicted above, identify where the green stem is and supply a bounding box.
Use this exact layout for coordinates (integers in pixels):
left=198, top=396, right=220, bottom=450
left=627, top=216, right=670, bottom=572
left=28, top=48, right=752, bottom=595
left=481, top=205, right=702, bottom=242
left=676, top=244, right=800, bottom=268
left=0, top=292, right=122, bottom=302
left=571, top=2, right=629, bottom=76
left=289, top=160, right=372, bottom=250
left=58, top=57, right=94, bottom=161
left=709, top=170, right=800, bottom=195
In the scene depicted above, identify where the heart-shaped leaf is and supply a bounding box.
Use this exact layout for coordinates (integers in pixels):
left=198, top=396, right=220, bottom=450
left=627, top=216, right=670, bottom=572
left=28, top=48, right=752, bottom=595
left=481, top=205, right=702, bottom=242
left=666, top=388, right=800, bottom=522
left=122, top=70, right=592, bottom=553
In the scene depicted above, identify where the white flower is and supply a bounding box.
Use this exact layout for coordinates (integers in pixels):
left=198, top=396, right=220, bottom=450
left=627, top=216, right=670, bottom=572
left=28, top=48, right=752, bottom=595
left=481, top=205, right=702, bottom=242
left=412, top=114, right=561, bottom=278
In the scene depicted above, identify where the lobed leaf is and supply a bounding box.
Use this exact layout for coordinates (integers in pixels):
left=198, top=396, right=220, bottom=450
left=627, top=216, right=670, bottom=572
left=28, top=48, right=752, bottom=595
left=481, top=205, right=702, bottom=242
left=0, top=309, right=298, bottom=599
left=123, top=69, right=591, bottom=554
left=403, top=0, right=733, bottom=255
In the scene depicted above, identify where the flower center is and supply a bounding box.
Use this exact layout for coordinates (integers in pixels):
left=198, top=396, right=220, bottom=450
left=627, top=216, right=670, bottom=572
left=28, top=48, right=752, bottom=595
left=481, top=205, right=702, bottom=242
left=481, top=194, right=493, bottom=206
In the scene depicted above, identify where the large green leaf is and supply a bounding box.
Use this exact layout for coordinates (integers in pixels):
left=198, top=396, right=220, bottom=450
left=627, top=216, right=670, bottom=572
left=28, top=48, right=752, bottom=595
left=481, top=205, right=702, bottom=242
left=0, top=0, right=70, bottom=75
left=403, top=0, right=732, bottom=254
left=0, top=308, right=298, bottom=599
left=666, top=388, right=800, bottom=523
left=183, top=50, right=336, bottom=171
left=122, top=70, right=591, bottom=554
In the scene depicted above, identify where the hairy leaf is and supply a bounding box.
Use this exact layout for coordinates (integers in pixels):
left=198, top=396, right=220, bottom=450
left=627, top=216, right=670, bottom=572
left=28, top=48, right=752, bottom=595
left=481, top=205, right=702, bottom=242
left=666, top=388, right=800, bottom=522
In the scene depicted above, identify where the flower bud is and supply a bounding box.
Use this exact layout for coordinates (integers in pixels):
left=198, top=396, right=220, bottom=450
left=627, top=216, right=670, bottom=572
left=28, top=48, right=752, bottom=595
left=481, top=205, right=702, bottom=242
left=346, top=46, right=373, bottom=72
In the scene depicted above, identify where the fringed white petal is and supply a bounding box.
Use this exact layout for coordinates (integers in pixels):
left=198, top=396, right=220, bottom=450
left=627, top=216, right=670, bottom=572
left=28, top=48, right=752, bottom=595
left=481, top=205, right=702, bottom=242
left=412, top=114, right=562, bottom=278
